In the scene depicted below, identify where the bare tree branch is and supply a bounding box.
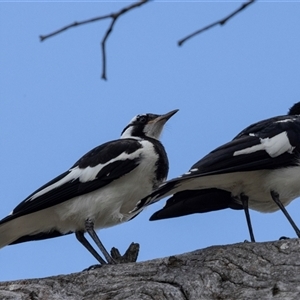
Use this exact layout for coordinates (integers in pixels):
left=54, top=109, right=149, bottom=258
left=40, top=0, right=149, bottom=80
left=178, top=0, right=256, bottom=47
left=2, top=239, right=300, bottom=299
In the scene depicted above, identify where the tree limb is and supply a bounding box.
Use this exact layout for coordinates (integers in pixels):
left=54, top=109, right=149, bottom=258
left=178, top=0, right=256, bottom=46
left=2, top=238, right=300, bottom=299
left=39, top=0, right=149, bottom=80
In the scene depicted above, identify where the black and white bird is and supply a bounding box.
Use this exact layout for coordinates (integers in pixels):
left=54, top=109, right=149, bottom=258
left=0, top=109, right=178, bottom=265
left=133, top=102, right=300, bottom=242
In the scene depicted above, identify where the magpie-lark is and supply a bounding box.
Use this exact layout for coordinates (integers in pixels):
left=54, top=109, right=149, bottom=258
left=0, top=109, right=178, bottom=265
left=133, top=102, right=300, bottom=242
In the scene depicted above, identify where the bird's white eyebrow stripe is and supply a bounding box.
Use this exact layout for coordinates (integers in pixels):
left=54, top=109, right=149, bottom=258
left=27, top=148, right=145, bottom=202
left=233, top=131, right=295, bottom=158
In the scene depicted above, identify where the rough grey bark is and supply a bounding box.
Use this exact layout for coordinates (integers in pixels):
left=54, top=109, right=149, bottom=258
left=1, top=238, right=300, bottom=300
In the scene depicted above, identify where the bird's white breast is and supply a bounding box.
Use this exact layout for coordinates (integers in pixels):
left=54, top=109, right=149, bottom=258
left=52, top=140, right=161, bottom=232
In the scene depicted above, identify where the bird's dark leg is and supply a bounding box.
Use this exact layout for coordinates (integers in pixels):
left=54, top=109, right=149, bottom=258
left=75, top=231, right=107, bottom=265
left=240, top=193, right=255, bottom=242
left=85, top=219, right=116, bottom=264
left=270, top=190, right=300, bottom=238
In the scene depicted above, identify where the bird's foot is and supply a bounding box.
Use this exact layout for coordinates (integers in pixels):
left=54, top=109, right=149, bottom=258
left=83, top=242, right=140, bottom=269
left=82, top=264, right=103, bottom=271
left=279, top=236, right=290, bottom=240
left=111, top=242, right=140, bottom=263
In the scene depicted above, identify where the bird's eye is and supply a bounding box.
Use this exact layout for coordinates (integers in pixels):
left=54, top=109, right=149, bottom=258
left=138, top=116, right=147, bottom=124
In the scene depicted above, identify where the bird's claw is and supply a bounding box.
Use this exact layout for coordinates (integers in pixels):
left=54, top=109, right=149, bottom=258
left=82, top=264, right=103, bottom=271
left=279, top=236, right=290, bottom=240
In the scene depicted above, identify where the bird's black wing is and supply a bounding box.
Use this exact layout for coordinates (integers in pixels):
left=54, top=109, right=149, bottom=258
left=0, top=138, right=142, bottom=224
left=192, top=115, right=300, bottom=175
left=136, top=115, right=300, bottom=211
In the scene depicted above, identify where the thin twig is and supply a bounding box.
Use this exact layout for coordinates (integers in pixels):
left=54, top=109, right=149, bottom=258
left=101, top=18, right=118, bottom=80
left=40, top=0, right=149, bottom=80
left=39, top=15, right=110, bottom=42
left=178, top=0, right=256, bottom=47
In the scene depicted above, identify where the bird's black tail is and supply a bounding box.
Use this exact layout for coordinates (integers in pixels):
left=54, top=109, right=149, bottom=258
left=150, top=189, right=243, bottom=221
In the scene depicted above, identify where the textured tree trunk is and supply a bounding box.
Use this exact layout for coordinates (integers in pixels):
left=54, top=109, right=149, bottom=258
left=1, top=238, right=300, bottom=299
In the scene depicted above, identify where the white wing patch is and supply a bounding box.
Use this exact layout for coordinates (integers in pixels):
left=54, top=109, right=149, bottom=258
left=234, top=131, right=294, bottom=158
left=78, top=150, right=142, bottom=182
left=27, top=168, right=83, bottom=201
left=27, top=147, right=144, bottom=202
left=184, top=168, right=198, bottom=175
left=276, top=118, right=296, bottom=123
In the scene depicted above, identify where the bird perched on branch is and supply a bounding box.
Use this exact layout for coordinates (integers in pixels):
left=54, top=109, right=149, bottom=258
left=133, top=102, right=300, bottom=242
left=0, top=109, right=178, bottom=265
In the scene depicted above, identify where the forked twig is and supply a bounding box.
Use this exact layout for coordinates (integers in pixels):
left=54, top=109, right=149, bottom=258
left=40, top=0, right=149, bottom=80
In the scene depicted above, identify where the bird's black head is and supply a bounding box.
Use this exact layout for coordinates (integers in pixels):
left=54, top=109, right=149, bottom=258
left=121, top=109, right=178, bottom=140
left=288, top=102, right=300, bottom=115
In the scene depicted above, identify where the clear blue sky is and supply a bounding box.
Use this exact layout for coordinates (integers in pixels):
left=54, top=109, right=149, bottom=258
left=1, top=1, right=300, bottom=281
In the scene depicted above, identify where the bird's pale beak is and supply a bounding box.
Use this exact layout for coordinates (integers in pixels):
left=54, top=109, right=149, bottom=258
left=150, top=109, right=179, bottom=124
